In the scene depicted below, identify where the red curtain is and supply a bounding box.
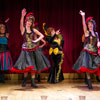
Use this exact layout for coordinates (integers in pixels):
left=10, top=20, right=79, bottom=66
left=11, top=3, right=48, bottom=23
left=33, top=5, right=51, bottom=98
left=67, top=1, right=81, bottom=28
left=0, top=0, right=100, bottom=73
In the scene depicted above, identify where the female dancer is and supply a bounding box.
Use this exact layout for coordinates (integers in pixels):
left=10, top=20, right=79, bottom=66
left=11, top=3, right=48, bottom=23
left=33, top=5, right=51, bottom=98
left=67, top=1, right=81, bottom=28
left=0, top=18, right=13, bottom=83
left=43, top=23, right=64, bottom=83
left=12, top=9, right=50, bottom=88
left=72, top=10, right=100, bottom=89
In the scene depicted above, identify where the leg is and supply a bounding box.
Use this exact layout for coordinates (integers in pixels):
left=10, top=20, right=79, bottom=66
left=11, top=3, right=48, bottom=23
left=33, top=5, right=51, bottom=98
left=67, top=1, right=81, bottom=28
left=96, top=76, right=100, bottom=82
left=55, top=54, right=64, bottom=83
left=84, top=73, right=88, bottom=84
left=48, top=66, right=56, bottom=83
left=86, top=72, right=93, bottom=89
left=31, top=73, right=38, bottom=88
left=86, top=72, right=91, bottom=79
left=48, top=53, right=64, bottom=83
left=22, top=72, right=28, bottom=87
left=37, top=74, right=41, bottom=83
left=0, top=71, right=5, bottom=83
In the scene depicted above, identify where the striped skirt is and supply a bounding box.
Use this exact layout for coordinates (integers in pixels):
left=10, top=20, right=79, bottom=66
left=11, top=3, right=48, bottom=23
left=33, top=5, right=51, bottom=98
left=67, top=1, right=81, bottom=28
left=0, top=51, right=13, bottom=71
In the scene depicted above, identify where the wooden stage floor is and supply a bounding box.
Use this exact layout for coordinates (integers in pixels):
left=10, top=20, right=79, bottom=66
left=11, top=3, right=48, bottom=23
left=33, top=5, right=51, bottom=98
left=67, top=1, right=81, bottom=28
left=0, top=81, right=100, bottom=100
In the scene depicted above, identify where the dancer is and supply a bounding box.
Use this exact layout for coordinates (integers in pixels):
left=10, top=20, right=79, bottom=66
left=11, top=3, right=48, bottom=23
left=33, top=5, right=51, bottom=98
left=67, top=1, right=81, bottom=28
left=0, top=18, right=13, bottom=83
left=43, top=23, right=64, bottom=83
left=12, top=8, right=50, bottom=88
left=72, top=10, right=100, bottom=89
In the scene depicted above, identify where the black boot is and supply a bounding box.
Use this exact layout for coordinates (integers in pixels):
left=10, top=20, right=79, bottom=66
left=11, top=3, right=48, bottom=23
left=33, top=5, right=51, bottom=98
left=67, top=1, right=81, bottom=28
left=87, top=79, right=93, bottom=89
left=0, top=72, right=5, bottom=83
left=22, top=77, right=27, bottom=87
left=96, top=76, right=100, bottom=82
left=31, top=78, right=38, bottom=88
left=84, top=73, right=88, bottom=84
left=37, top=74, right=41, bottom=83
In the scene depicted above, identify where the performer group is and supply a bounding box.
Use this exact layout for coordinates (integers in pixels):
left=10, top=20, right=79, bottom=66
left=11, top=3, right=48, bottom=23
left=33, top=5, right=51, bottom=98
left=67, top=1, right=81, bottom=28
left=0, top=8, right=100, bottom=89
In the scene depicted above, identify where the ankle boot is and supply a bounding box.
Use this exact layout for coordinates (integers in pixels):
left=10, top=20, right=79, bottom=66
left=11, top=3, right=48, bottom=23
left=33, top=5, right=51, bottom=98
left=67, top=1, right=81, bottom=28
left=96, top=76, right=100, bottom=82
left=87, top=79, right=93, bottom=89
left=37, top=74, right=41, bottom=83
left=22, top=77, right=27, bottom=87
left=84, top=73, right=88, bottom=84
left=31, top=78, right=38, bottom=88
left=0, top=72, right=5, bottom=83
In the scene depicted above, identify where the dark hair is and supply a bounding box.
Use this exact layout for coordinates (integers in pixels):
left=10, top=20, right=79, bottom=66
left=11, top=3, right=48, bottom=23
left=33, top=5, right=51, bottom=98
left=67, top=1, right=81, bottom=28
left=87, top=19, right=96, bottom=31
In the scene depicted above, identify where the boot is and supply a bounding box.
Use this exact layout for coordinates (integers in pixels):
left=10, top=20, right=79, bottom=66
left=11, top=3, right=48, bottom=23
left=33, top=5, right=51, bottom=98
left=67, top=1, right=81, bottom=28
left=37, top=74, right=41, bottom=83
left=31, top=78, right=38, bottom=88
left=87, top=79, right=93, bottom=89
left=22, top=77, right=27, bottom=87
left=0, top=72, right=5, bottom=83
left=0, top=78, right=5, bottom=83
left=84, top=73, right=88, bottom=84
left=96, top=76, right=100, bottom=82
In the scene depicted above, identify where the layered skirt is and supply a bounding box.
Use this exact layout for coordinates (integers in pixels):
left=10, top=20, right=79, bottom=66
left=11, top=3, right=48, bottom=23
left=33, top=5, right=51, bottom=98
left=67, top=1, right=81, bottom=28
left=72, top=49, right=100, bottom=76
left=12, top=48, right=50, bottom=73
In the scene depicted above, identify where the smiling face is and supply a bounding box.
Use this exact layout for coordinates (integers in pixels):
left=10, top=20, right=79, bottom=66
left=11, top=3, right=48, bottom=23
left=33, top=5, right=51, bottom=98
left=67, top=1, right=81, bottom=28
left=26, top=20, right=33, bottom=27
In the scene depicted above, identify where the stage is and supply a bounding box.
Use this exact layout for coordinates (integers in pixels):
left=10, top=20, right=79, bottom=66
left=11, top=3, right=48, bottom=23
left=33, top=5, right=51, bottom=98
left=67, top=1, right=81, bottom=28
left=0, top=80, right=100, bottom=100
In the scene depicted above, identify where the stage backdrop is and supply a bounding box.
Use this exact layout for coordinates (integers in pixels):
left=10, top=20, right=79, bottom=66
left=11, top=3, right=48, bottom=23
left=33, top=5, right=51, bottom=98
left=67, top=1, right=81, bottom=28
left=0, top=0, right=100, bottom=73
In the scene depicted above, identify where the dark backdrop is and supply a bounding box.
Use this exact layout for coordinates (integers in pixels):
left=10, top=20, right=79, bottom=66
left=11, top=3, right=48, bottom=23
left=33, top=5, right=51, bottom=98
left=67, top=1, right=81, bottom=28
left=0, top=0, right=100, bottom=73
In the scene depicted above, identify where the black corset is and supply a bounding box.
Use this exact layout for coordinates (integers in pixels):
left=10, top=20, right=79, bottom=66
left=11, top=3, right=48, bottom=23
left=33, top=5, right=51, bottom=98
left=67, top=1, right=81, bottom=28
left=0, top=44, right=9, bottom=52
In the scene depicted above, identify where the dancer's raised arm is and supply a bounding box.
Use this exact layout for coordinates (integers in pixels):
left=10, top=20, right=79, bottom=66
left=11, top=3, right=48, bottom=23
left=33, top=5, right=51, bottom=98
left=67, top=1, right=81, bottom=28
left=20, top=8, right=26, bottom=35
left=79, top=10, right=88, bottom=36
left=5, top=18, right=10, bottom=38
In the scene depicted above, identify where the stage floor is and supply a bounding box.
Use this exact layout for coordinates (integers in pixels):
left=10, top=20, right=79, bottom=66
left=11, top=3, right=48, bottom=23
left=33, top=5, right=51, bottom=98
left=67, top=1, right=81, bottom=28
left=0, top=81, right=100, bottom=100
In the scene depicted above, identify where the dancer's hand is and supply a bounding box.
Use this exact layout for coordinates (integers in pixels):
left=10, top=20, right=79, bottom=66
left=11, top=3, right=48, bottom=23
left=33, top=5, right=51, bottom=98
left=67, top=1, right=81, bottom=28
left=32, top=40, right=37, bottom=43
left=56, top=29, right=60, bottom=35
left=97, top=41, right=100, bottom=47
left=39, top=45, right=44, bottom=48
left=5, top=18, right=10, bottom=23
left=22, top=8, right=27, bottom=17
left=79, top=10, right=85, bottom=16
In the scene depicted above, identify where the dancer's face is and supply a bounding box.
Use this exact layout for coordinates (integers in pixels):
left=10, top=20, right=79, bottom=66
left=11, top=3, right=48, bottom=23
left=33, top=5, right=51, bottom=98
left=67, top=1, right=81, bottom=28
left=88, top=22, right=93, bottom=31
left=0, top=27, right=5, bottom=34
left=26, top=20, right=33, bottom=27
left=51, top=29, right=55, bottom=36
